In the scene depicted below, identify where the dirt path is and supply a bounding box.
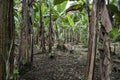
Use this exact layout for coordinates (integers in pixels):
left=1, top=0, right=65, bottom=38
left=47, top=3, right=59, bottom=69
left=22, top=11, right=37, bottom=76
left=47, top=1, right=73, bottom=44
left=20, top=43, right=88, bottom=80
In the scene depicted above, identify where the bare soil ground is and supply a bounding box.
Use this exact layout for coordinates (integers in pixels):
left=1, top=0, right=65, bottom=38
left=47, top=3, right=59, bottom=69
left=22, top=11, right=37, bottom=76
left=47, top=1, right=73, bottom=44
left=20, top=43, right=120, bottom=80
left=20, top=43, right=87, bottom=80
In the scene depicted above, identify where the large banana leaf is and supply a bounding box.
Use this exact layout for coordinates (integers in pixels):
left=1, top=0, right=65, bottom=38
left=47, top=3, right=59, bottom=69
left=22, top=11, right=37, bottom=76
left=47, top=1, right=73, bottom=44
left=54, top=1, right=67, bottom=13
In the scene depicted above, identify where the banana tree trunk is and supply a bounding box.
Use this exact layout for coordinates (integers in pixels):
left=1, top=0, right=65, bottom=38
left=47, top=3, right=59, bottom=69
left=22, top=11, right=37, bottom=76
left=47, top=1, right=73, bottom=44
left=48, top=9, right=54, bottom=52
left=0, top=0, right=15, bottom=79
left=28, top=1, right=34, bottom=65
left=55, top=24, right=59, bottom=42
left=99, top=25, right=111, bottom=80
left=7, top=0, right=15, bottom=78
left=99, top=1, right=112, bottom=79
left=39, top=4, right=46, bottom=52
left=0, top=1, right=5, bottom=78
left=67, top=28, right=69, bottom=43
left=19, top=0, right=33, bottom=68
left=87, top=0, right=98, bottom=80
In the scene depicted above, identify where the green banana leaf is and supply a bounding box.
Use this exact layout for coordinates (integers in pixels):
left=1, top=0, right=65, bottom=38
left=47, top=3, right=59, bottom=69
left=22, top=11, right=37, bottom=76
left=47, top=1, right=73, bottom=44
left=54, top=0, right=68, bottom=5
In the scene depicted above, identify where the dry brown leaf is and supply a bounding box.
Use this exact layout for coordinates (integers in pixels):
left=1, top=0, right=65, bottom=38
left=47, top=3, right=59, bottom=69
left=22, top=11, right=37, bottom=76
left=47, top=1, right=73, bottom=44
left=101, top=5, right=112, bottom=33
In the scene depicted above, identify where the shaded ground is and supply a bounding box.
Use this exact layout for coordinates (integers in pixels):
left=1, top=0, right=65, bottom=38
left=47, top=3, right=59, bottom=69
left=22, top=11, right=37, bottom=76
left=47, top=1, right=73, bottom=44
left=20, top=43, right=88, bottom=80
left=20, top=43, right=120, bottom=80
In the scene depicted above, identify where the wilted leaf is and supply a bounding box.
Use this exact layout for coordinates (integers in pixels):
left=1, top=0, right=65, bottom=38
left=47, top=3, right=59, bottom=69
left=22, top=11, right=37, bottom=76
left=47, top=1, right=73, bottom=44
left=101, top=5, right=113, bottom=33
left=66, top=3, right=84, bottom=12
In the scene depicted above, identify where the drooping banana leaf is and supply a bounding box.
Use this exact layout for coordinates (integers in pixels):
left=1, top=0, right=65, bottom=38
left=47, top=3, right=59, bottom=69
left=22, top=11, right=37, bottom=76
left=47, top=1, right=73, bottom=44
left=66, top=2, right=85, bottom=12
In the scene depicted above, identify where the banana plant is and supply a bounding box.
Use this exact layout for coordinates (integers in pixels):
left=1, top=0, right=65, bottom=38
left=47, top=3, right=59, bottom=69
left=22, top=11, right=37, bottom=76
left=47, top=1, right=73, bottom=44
left=110, top=0, right=120, bottom=25
left=52, top=0, right=87, bottom=44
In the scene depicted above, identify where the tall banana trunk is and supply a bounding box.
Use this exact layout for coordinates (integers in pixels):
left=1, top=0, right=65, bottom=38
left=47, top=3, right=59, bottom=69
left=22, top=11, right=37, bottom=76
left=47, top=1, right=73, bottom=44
left=0, top=4, right=5, bottom=78
left=0, top=0, right=15, bottom=79
left=87, top=0, right=98, bottom=80
left=48, top=8, right=54, bottom=52
left=8, top=0, right=15, bottom=78
left=39, top=4, right=46, bottom=52
left=99, top=0, right=112, bottom=79
left=19, top=0, right=33, bottom=68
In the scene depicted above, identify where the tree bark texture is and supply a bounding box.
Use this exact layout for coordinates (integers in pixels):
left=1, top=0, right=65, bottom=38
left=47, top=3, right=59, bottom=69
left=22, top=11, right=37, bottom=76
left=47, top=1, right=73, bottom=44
left=7, top=0, right=15, bottom=78
left=19, top=0, right=33, bottom=67
left=48, top=9, right=54, bottom=52
left=87, top=0, right=98, bottom=80
left=0, top=1, right=4, bottom=79
left=86, top=0, right=112, bottom=80
left=38, top=4, right=46, bottom=52
left=99, top=25, right=111, bottom=80
left=0, top=0, right=15, bottom=79
left=99, top=1, right=112, bottom=79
